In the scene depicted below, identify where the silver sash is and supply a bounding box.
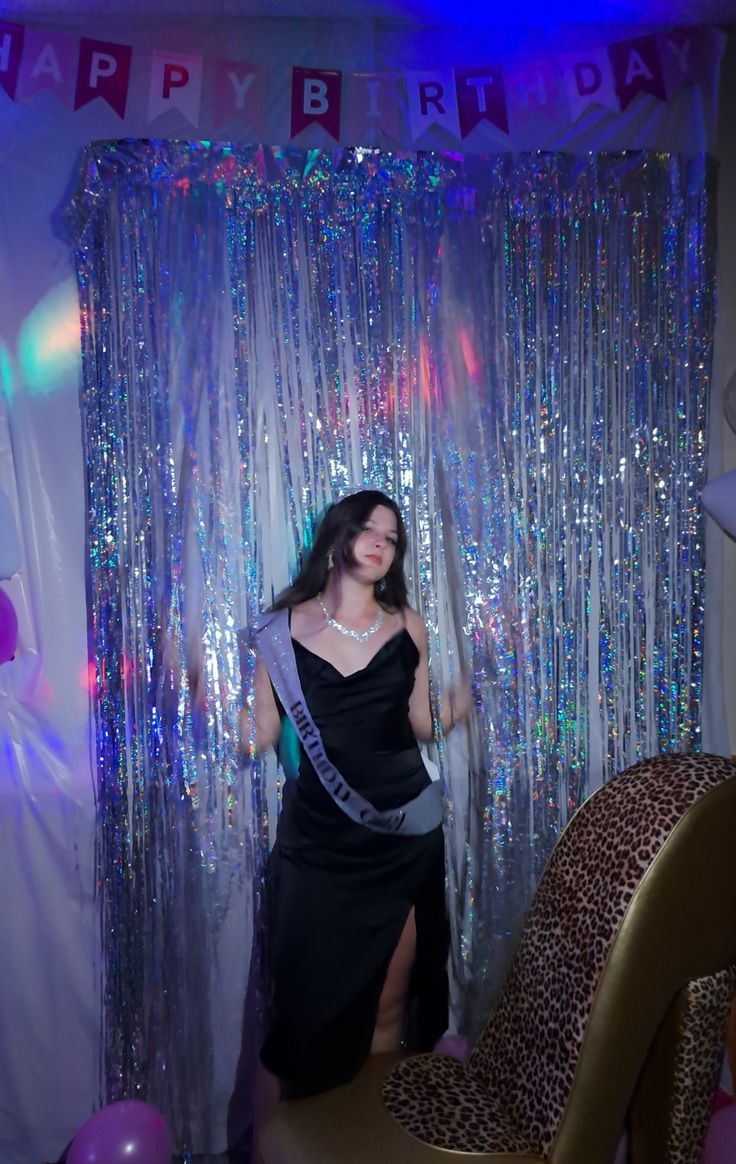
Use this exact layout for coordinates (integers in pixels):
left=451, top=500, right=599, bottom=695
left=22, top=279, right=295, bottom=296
left=254, top=608, right=443, bottom=836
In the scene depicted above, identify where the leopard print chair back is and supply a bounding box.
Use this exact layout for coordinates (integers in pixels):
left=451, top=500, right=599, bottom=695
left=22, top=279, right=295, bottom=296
left=383, top=752, right=736, bottom=1164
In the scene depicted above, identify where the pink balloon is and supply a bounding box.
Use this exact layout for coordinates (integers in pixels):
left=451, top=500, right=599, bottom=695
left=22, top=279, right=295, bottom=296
left=703, top=1101, right=736, bottom=1164
left=67, top=1100, right=172, bottom=1164
left=0, top=587, right=18, bottom=664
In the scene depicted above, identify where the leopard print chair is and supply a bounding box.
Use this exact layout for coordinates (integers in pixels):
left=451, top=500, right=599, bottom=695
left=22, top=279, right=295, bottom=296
left=256, top=752, right=736, bottom=1164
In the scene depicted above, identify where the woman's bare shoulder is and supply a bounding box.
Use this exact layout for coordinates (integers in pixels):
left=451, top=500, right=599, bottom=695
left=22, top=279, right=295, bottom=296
left=290, top=597, right=323, bottom=639
left=290, top=598, right=318, bottom=615
left=402, top=605, right=428, bottom=649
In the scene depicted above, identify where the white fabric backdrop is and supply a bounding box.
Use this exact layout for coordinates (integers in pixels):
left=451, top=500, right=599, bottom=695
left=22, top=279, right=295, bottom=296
left=0, top=14, right=733, bottom=1164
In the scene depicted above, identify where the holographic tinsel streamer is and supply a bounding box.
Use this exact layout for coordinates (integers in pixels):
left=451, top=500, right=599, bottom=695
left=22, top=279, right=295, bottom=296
left=68, top=143, right=714, bottom=1144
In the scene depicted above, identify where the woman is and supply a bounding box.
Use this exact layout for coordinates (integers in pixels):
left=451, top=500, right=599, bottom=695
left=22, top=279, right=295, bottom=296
left=252, top=489, right=470, bottom=1104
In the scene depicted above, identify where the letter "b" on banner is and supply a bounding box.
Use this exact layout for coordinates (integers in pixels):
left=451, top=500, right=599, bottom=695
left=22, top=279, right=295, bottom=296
left=290, top=66, right=342, bottom=140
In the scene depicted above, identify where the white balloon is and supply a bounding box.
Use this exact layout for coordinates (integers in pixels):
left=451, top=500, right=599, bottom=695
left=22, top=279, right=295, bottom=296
left=702, top=469, right=736, bottom=539
left=0, top=484, right=21, bottom=579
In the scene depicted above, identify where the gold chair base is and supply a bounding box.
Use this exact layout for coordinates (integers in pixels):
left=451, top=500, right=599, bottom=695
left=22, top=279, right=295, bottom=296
left=255, top=1052, right=545, bottom=1164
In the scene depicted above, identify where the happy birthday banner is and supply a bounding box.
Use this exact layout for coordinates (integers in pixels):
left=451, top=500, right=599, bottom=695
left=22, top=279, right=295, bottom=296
left=0, top=21, right=721, bottom=144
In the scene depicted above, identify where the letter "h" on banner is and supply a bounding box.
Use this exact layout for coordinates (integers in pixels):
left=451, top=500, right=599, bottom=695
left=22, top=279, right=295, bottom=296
left=0, top=21, right=24, bottom=99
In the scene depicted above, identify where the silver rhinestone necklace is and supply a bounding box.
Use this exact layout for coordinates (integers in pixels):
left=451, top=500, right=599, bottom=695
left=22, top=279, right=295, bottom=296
left=317, top=595, right=384, bottom=644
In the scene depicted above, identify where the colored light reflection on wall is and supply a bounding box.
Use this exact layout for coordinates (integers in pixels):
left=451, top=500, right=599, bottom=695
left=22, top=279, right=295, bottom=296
left=17, top=277, right=81, bottom=398
left=0, top=342, right=13, bottom=400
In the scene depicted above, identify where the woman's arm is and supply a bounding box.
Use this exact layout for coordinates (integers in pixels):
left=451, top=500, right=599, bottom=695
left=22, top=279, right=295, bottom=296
left=406, top=608, right=471, bottom=742
left=241, top=656, right=282, bottom=755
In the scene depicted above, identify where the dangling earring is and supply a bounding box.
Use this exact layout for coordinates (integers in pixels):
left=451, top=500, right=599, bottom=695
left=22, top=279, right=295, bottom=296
left=377, top=578, right=386, bottom=595
left=327, top=549, right=335, bottom=570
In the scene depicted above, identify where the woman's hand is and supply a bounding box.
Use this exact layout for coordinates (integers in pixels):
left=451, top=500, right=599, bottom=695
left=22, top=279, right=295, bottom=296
left=438, top=673, right=473, bottom=735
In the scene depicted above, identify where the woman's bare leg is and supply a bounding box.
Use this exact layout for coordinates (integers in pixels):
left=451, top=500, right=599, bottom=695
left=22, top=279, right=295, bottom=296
left=252, top=1060, right=281, bottom=1157
left=370, top=907, right=417, bottom=1053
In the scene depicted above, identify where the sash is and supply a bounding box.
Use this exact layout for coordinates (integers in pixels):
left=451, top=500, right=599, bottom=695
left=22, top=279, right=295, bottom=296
left=254, top=608, right=444, bottom=836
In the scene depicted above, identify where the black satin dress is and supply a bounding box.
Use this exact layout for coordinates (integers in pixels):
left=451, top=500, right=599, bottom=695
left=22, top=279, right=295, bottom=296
left=260, top=627, right=449, bottom=1098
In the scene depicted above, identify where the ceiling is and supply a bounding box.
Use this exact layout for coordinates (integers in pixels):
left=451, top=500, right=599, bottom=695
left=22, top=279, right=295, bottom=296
left=1, top=0, right=735, bottom=24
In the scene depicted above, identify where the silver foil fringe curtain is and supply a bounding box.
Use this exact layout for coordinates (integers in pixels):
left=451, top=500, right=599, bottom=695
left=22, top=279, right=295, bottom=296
left=69, top=142, right=713, bottom=1152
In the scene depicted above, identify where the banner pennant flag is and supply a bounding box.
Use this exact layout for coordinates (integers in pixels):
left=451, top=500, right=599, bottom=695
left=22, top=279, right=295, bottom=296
left=659, top=28, right=719, bottom=97
left=291, top=67, right=342, bottom=140
left=561, top=48, right=619, bottom=122
left=344, top=72, right=399, bottom=144
left=0, top=21, right=24, bottom=100
left=17, top=28, right=77, bottom=104
left=213, top=60, right=263, bottom=131
left=454, top=66, right=508, bottom=137
left=74, top=37, right=132, bottom=118
left=148, top=50, right=203, bottom=125
left=506, top=59, right=560, bottom=131
left=608, top=35, right=666, bottom=111
left=406, top=71, right=458, bottom=142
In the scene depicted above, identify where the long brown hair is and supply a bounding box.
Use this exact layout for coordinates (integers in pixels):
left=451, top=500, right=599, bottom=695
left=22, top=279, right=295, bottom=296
left=272, top=490, right=409, bottom=611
